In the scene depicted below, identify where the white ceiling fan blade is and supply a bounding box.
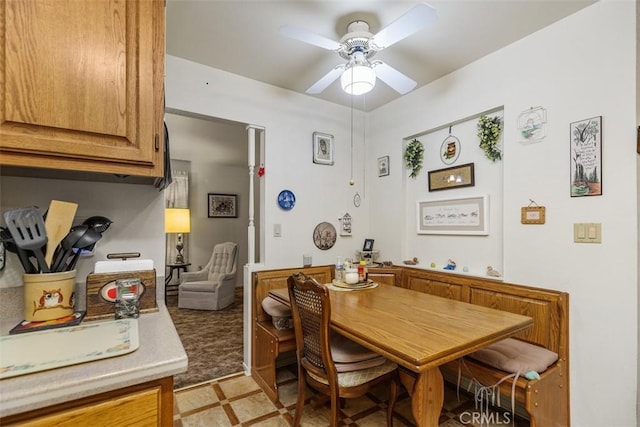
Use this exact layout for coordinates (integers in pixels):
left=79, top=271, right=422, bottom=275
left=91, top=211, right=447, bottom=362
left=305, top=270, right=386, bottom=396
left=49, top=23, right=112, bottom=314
left=306, top=65, right=345, bottom=94
left=372, top=3, right=438, bottom=49
left=279, top=25, right=341, bottom=51
left=373, top=62, right=417, bottom=94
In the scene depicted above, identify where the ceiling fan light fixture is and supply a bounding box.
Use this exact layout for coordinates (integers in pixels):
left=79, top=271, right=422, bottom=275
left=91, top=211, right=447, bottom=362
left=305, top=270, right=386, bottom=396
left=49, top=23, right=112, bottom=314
left=340, top=64, right=376, bottom=95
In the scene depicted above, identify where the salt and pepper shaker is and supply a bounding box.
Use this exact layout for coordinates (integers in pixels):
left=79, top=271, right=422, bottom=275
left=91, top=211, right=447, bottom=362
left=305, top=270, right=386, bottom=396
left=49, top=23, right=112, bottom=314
left=115, top=278, right=140, bottom=319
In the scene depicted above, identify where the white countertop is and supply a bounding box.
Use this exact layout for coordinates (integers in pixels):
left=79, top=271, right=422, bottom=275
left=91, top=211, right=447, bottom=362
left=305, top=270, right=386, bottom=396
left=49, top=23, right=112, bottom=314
left=0, top=304, right=187, bottom=418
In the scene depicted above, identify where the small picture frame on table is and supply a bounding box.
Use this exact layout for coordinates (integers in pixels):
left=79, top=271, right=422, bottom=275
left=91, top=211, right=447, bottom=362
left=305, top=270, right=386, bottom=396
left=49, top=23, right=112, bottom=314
left=363, top=239, right=375, bottom=251
left=313, top=132, right=334, bottom=165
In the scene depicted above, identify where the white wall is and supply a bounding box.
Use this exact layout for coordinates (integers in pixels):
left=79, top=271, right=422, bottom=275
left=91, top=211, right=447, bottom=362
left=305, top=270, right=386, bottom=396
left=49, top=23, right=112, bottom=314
left=0, top=178, right=165, bottom=289
left=401, top=112, right=504, bottom=276
left=368, top=2, right=637, bottom=426
left=165, top=56, right=372, bottom=268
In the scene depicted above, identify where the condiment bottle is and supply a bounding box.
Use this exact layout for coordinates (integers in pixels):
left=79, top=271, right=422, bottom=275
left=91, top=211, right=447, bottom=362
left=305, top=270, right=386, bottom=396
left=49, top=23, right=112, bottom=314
left=335, top=256, right=345, bottom=282
left=358, top=260, right=367, bottom=282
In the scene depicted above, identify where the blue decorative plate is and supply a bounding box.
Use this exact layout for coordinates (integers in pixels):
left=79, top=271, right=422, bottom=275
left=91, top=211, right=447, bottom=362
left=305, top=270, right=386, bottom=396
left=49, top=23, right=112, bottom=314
left=278, top=190, right=296, bottom=210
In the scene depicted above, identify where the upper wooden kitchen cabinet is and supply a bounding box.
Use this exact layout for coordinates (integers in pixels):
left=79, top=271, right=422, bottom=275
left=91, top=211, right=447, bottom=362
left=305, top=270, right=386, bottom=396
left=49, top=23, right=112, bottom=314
left=0, top=0, right=165, bottom=178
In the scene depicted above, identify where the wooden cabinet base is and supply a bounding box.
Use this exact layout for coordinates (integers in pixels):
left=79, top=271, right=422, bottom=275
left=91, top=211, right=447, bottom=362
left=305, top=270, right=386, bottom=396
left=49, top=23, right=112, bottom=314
left=0, top=377, right=174, bottom=427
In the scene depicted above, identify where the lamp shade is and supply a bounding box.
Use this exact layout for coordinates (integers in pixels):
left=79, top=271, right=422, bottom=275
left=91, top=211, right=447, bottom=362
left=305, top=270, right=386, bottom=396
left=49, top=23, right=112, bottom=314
left=341, top=65, right=376, bottom=96
left=165, top=208, right=191, bottom=233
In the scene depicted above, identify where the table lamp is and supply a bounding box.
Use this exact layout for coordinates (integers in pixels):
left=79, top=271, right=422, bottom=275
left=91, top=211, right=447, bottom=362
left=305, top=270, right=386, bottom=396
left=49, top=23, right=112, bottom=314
left=165, top=208, right=191, bottom=264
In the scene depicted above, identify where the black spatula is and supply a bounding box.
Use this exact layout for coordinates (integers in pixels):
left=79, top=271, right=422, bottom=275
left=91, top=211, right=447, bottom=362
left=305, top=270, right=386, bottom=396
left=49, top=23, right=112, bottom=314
left=3, top=207, right=50, bottom=273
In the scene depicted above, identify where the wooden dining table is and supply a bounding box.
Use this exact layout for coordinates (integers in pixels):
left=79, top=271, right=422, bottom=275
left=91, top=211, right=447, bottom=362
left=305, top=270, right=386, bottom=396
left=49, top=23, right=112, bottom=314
left=269, top=282, right=533, bottom=427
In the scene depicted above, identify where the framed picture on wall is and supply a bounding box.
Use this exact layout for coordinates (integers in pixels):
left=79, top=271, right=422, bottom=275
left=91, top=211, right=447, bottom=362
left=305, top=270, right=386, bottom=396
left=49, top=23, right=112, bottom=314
left=570, top=116, right=602, bottom=197
left=428, top=163, right=475, bottom=192
left=377, top=156, right=390, bottom=177
left=208, top=193, right=238, bottom=218
left=417, top=195, right=489, bottom=235
left=313, top=132, right=334, bottom=165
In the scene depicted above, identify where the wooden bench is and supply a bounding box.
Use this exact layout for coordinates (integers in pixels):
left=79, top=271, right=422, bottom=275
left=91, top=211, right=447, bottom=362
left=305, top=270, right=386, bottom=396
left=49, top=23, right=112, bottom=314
left=393, top=266, right=570, bottom=427
left=251, top=264, right=570, bottom=427
left=251, top=265, right=333, bottom=402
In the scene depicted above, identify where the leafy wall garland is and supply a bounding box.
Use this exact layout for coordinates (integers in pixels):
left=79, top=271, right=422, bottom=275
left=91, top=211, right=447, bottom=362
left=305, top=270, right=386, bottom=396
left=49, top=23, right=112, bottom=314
left=405, top=139, right=424, bottom=178
left=477, top=115, right=503, bottom=162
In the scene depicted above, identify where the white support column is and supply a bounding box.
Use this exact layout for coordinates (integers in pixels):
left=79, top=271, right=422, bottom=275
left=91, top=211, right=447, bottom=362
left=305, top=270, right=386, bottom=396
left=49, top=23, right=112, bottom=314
left=246, top=125, right=263, bottom=266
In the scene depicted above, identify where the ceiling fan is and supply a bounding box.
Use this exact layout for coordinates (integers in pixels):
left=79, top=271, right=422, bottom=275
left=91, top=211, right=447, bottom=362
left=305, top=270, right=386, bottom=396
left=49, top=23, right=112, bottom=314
left=279, top=3, right=437, bottom=96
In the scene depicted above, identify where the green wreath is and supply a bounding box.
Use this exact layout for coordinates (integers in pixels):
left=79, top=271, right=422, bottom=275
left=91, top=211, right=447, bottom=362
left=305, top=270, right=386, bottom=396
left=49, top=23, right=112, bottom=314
left=477, top=115, right=503, bottom=162
left=404, top=139, right=424, bottom=179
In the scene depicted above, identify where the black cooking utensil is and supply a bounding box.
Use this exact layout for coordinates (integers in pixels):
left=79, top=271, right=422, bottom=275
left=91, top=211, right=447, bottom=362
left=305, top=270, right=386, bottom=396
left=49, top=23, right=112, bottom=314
left=83, top=216, right=113, bottom=233
left=0, top=226, right=36, bottom=273
left=65, top=228, right=103, bottom=271
left=51, top=224, right=88, bottom=273
left=3, top=207, right=49, bottom=273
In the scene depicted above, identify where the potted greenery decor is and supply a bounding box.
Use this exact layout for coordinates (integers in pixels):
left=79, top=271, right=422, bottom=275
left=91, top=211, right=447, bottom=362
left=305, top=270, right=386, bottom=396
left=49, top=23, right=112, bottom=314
left=405, top=138, right=424, bottom=178
left=477, top=115, right=503, bottom=162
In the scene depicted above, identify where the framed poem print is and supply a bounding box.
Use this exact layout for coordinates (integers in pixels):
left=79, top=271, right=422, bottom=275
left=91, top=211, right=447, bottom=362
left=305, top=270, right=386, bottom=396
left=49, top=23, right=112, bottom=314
left=570, top=116, right=602, bottom=197
left=417, top=195, right=489, bottom=235
left=208, top=193, right=238, bottom=218
left=313, top=132, right=334, bottom=165
left=428, top=163, right=475, bottom=192
left=377, top=156, right=390, bottom=177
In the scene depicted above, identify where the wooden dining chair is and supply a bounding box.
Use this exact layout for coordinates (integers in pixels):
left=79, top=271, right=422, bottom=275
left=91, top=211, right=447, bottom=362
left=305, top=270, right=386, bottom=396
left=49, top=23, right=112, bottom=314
left=287, top=272, right=398, bottom=427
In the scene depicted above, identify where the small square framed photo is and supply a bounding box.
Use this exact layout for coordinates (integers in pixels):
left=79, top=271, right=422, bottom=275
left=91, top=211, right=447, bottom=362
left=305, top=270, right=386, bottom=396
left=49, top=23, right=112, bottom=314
left=208, top=193, right=238, bottom=218
left=363, top=239, right=375, bottom=251
left=377, top=156, right=390, bottom=177
left=313, top=132, right=334, bottom=165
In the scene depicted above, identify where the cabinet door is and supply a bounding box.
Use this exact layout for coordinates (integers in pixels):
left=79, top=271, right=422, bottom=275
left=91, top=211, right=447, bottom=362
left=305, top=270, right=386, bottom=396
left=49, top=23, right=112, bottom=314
left=0, top=0, right=164, bottom=177
left=367, top=267, right=403, bottom=286
left=16, top=387, right=161, bottom=427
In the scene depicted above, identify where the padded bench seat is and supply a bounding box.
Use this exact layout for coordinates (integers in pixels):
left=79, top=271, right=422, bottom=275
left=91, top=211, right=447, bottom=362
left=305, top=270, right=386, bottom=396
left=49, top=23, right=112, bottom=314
left=468, top=338, right=558, bottom=375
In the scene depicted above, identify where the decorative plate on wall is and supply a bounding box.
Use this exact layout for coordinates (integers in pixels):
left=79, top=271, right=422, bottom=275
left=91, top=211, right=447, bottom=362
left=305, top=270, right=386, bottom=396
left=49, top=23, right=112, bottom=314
left=277, top=190, right=296, bottom=210
left=313, top=222, right=336, bottom=250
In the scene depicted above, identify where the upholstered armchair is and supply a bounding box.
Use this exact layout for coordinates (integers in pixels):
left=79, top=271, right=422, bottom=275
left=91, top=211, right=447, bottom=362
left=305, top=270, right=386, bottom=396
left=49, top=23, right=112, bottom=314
left=178, top=242, right=238, bottom=310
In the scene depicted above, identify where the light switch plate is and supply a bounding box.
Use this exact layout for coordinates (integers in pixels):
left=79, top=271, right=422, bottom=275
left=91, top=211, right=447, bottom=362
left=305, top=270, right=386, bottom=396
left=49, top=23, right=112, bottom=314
left=273, top=223, right=282, bottom=237
left=574, top=223, right=601, bottom=243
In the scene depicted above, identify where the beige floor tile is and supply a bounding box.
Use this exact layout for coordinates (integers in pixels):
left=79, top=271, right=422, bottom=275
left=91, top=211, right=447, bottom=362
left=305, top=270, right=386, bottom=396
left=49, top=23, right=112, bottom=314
left=219, top=374, right=261, bottom=398
left=175, top=385, right=219, bottom=413
left=180, top=406, right=232, bottom=427
left=229, top=392, right=279, bottom=423
left=296, top=404, right=332, bottom=426
left=341, top=395, right=378, bottom=417
left=355, top=409, right=391, bottom=426
left=250, top=415, right=292, bottom=427
left=276, top=379, right=300, bottom=407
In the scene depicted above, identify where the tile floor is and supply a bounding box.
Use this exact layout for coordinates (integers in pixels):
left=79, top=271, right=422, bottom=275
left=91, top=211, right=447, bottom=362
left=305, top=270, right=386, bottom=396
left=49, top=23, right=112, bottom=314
left=173, top=365, right=529, bottom=427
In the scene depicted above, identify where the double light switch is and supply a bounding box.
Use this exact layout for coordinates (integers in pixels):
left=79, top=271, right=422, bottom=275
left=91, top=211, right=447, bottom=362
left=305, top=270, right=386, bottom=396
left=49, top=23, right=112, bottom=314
left=573, top=223, right=601, bottom=243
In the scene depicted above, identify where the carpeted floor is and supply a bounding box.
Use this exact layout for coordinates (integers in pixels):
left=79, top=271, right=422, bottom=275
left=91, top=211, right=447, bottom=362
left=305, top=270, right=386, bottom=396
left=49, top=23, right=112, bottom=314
left=166, top=288, right=244, bottom=390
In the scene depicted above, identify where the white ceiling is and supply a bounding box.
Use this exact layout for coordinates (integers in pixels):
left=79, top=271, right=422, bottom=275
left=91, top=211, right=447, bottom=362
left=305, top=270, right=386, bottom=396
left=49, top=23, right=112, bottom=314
left=166, top=0, right=596, bottom=111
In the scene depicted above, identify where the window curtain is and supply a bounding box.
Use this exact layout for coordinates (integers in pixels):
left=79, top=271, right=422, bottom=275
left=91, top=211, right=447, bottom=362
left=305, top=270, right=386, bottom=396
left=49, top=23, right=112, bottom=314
left=165, top=170, right=190, bottom=265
